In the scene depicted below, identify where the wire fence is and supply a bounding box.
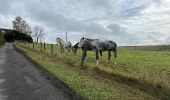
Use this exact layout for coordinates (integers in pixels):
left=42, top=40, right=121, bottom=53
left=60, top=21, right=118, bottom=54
left=15, top=41, right=60, bottom=55
left=15, top=40, right=170, bottom=70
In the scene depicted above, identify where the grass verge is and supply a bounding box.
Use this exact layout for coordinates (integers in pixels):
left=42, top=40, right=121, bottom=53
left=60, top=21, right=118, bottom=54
left=15, top=44, right=170, bottom=100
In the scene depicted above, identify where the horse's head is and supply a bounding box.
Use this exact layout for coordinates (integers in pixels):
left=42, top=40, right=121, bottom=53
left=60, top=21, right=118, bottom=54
left=56, top=38, right=62, bottom=44
left=78, top=37, right=86, bottom=48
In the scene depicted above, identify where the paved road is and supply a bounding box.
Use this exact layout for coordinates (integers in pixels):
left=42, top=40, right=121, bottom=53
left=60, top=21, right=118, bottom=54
left=0, top=43, right=70, bottom=100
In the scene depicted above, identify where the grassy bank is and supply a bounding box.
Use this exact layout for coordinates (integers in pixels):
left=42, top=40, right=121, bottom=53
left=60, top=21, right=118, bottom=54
left=15, top=43, right=170, bottom=99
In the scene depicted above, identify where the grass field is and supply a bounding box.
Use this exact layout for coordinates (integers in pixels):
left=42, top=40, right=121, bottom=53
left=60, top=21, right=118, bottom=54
left=16, top=43, right=170, bottom=100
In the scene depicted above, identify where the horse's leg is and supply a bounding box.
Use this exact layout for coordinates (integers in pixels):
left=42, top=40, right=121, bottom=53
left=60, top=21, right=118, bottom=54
left=108, top=50, right=111, bottom=60
left=68, top=47, right=71, bottom=53
left=75, top=48, right=77, bottom=55
left=72, top=48, right=76, bottom=55
left=96, top=50, right=99, bottom=66
left=66, top=48, right=68, bottom=53
left=66, top=47, right=69, bottom=53
left=66, top=47, right=68, bottom=53
left=113, top=50, right=117, bottom=65
left=60, top=46, right=62, bottom=53
left=81, top=49, right=86, bottom=68
left=73, top=48, right=77, bottom=55
left=99, top=51, right=102, bottom=60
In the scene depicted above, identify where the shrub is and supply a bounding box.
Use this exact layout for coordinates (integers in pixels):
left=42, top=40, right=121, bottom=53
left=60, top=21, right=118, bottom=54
left=4, top=30, right=33, bottom=42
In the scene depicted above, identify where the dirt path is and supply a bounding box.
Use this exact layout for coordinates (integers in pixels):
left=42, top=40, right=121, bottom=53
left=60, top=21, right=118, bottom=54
left=0, top=43, right=70, bottom=100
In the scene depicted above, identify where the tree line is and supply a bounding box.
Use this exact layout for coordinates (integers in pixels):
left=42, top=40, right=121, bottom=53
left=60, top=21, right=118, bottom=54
left=4, top=16, right=45, bottom=43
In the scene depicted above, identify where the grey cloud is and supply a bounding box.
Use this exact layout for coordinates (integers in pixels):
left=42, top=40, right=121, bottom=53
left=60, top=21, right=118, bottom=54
left=146, top=32, right=167, bottom=43
left=25, top=4, right=108, bottom=35
left=90, top=0, right=112, bottom=9
left=107, top=23, right=126, bottom=35
left=0, top=0, right=13, bottom=14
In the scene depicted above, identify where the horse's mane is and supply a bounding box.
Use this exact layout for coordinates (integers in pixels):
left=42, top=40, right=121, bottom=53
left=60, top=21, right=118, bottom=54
left=57, top=38, right=62, bottom=40
left=84, top=38, right=100, bottom=41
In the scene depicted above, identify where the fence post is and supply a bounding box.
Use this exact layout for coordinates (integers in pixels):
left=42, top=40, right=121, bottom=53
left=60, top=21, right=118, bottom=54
left=20, top=41, right=22, bottom=46
left=28, top=42, right=29, bottom=48
left=41, top=42, right=42, bottom=51
left=51, top=43, right=53, bottom=54
left=44, top=42, right=46, bottom=51
left=23, top=41, right=24, bottom=47
left=33, top=42, right=34, bottom=48
left=21, top=41, right=23, bottom=46
left=24, top=41, right=26, bottom=47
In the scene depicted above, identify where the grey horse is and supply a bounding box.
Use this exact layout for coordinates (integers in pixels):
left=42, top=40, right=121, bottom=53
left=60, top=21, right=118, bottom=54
left=56, top=38, right=72, bottom=53
left=78, top=37, right=117, bottom=67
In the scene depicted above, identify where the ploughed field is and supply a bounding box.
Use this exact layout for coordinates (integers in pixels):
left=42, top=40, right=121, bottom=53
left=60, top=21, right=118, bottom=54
left=16, top=43, right=170, bottom=100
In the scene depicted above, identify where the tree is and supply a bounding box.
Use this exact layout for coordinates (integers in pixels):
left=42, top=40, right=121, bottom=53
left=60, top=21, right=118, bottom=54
left=4, top=30, right=33, bottom=42
left=32, top=26, right=45, bottom=43
left=12, top=16, right=31, bottom=35
left=12, top=16, right=22, bottom=32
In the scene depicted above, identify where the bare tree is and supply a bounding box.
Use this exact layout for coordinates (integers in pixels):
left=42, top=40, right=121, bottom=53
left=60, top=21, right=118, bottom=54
left=22, top=22, right=32, bottom=35
left=32, top=26, right=45, bottom=43
left=12, top=16, right=31, bottom=35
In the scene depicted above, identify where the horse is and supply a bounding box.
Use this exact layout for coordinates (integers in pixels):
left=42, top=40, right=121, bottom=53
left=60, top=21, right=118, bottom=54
left=72, top=41, right=103, bottom=61
left=78, top=37, right=117, bottom=67
left=56, top=38, right=72, bottom=53
left=72, top=42, right=79, bottom=55
left=72, top=42, right=104, bottom=57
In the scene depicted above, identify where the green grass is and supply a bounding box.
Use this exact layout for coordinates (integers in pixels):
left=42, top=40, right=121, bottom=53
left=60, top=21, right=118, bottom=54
left=16, top=43, right=170, bottom=100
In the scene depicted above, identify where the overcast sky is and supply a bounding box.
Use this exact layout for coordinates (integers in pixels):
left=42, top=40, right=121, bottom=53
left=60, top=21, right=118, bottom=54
left=0, top=0, right=170, bottom=45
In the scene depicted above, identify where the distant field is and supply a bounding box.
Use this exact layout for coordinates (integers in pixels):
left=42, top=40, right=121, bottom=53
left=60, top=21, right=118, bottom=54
left=16, top=43, right=170, bottom=100
left=119, top=45, right=170, bottom=51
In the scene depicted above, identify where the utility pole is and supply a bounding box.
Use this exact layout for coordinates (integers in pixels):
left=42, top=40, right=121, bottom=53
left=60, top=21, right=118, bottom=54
left=66, top=32, right=67, bottom=41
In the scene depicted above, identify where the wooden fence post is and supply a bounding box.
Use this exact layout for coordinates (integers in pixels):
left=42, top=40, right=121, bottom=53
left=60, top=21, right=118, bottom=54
left=20, top=40, right=23, bottom=47
left=20, top=41, right=22, bottom=46
left=23, top=41, right=24, bottom=47
left=28, top=42, right=29, bottom=48
left=24, top=41, right=26, bottom=47
left=33, top=42, right=34, bottom=48
left=44, top=42, right=46, bottom=51
left=41, top=42, right=42, bottom=50
left=51, top=43, right=53, bottom=54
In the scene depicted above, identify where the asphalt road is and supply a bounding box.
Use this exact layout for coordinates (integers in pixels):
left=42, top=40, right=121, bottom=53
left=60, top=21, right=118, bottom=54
left=0, top=43, right=70, bottom=100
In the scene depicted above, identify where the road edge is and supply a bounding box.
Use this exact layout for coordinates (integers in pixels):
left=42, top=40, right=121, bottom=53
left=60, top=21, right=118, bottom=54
left=13, top=44, right=85, bottom=100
